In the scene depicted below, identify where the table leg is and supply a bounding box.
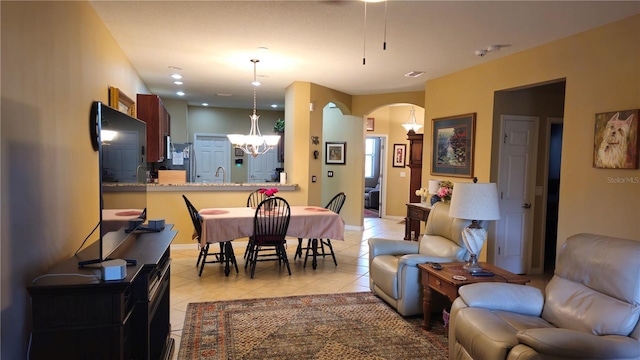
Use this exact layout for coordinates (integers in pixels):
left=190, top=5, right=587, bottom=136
left=423, top=283, right=433, bottom=330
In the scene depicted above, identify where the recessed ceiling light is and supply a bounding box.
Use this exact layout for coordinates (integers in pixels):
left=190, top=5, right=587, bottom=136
left=270, top=104, right=278, bottom=108
left=251, top=80, right=261, bottom=86
left=404, top=71, right=424, bottom=78
left=258, top=47, right=269, bottom=52
left=168, top=65, right=182, bottom=70
left=171, top=74, right=182, bottom=80
left=173, top=81, right=183, bottom=85
left=176, top=91, right=185, bottom=96
left=202, top=103, right=209, bottom=106
left=216, top=93, right=232, bottom=97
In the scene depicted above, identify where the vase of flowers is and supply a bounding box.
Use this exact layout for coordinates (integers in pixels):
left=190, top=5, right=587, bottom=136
left=437, top=180, right=454, bottom=202
left=415, top=187, right=429, bottom=204
left=259, top=188, right=279, bottom=210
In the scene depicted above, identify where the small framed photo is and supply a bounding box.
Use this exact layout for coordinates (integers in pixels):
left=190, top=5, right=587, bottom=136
left=393, top=144, right=406, bottom=167
left=366, top=117, right=375, bottom=131
left=325, top=141, right=346, bottom=165
left=593, top=109, right=639, bottom=169
left=234, top=148, right=244, bottom=157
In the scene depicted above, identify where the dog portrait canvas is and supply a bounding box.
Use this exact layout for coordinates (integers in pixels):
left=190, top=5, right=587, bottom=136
left=593, top=109, right=639, bottom=169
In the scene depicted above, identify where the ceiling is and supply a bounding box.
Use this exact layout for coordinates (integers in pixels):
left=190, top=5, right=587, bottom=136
left=90, top=1, right=640, bottom=110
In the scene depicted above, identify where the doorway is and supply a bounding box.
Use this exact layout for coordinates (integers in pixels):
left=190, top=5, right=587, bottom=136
left=491, top=80, right=565, bottom=275
left=364, top=136, right=384, bottom=218
left=193, top=134, right=231, bottom=183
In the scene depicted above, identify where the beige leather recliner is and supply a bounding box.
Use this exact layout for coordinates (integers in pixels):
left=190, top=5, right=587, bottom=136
left=368, top=202, right=476, bottom=316
left=449, top=233, right=640, bottom=360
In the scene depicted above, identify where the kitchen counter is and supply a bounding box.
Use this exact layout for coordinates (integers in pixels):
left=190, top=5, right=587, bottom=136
left=103, top=183, right=298, bottom=192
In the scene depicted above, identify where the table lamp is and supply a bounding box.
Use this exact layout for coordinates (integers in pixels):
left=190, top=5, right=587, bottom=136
left=428, top=179, right=441, bottom=205
left=448, top=180, right=500, bottom=273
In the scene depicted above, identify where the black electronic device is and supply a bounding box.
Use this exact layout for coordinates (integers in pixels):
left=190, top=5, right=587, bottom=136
left=80, top=101, right=147, bottom=267
left=429, top=262, right=443, bottom=270
left=471, top=270, right=495, bottom=277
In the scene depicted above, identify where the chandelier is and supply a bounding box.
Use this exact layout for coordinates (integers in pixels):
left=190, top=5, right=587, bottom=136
left=227, top=59, right=280, bottom=157
left=401, top=106, right=423, bottom=133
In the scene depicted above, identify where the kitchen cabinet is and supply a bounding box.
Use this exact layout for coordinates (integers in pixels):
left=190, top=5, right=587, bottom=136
left=137, top=94, right=171, bottom=162
left=407, top=130, right=423, bottom=203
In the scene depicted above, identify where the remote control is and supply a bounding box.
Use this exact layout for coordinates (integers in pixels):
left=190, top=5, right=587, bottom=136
left=471, top=270, right=494, bottom=277
left=430, top=262, right=443, bottom=270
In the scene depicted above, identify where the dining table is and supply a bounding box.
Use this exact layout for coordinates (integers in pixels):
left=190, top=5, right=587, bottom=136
left=101, top=208, right=144, bottom=235
left=198, top=205, right=345, bottom=271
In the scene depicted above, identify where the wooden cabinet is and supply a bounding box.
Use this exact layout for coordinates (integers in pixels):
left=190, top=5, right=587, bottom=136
left=28, top=227, right=177, bottom=359
left=407, top=130, right=423, bottom=203
left=137, top=94, right=171, bottom=162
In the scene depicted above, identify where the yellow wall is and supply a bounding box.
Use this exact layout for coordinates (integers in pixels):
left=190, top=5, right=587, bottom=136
left=423, top=15, right=640, bottom=258
left=1, top=2, right=149, bottom=357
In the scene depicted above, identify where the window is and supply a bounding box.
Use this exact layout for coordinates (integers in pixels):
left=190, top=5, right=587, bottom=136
left=365, top=138, right=375, bottom=178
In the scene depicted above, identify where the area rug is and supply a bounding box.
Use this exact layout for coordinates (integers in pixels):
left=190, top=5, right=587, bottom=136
left=364, top=207, right=379, bottom=218
left=178, top=292, right=448, bottom=360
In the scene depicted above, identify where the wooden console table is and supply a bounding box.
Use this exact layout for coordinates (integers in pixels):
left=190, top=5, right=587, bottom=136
left=418, top=262, right=530, bottom=330
left=28, top=226, right=177, bottom=359
left=404, top=202, right=430, bottom=241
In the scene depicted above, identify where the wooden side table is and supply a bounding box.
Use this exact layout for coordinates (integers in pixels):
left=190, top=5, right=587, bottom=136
left=404, top=202, right=430, bottom=241
left=417, top=262, right=530, bottom=330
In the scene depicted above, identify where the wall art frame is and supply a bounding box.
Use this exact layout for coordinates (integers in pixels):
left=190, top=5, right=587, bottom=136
left=593, top=109, right=639, bottom=169
left=431, top=113, right=476, bottom=178
left=108, top=86, right=136, bottom=117
left=325, top=141, right=347, bottom=165
left=366, top=117, right=375, bottom=131
left=393, top=144, right=406, bottom=167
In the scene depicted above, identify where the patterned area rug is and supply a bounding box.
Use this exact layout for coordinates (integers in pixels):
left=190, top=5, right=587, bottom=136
left=178, top=292, right=448, bottom=360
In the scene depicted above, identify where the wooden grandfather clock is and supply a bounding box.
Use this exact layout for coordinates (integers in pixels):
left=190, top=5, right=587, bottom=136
left=407, top=130, right=423, bottom=203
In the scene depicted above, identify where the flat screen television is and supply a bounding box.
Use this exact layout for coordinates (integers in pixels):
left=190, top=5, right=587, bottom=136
left=80, top=101, right=147, bottom=266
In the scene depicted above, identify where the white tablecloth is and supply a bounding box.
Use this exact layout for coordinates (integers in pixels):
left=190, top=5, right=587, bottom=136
left=199, top=206, right=345, bottom=245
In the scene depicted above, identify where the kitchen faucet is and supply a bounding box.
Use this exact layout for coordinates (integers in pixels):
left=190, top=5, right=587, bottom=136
left=136, top=164, right=146, bottom=183
left=215, top=166, right=226, bottom=182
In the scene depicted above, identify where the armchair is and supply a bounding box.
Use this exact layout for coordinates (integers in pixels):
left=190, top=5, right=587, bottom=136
left=368, top=202, right=476, bottom=316
left=449, top=233, right=640, bottom=360
left=364, top=178, right=380, bottom=209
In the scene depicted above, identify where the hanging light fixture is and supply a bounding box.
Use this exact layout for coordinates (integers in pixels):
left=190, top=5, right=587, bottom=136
left=401, top=106, right=423, bottom=133
left=227, top=59, right=280, bottom=157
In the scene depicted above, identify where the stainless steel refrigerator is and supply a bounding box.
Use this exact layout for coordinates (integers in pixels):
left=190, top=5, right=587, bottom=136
left=158, top=142, right=196, bottom=182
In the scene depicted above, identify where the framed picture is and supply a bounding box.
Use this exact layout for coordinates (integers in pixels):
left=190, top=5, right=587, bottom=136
left=108, top=86, right=136, bottom=117
left=366, top=117, right=375, bottom=131
left=393, top=144, right=406, bottom=167
left=431, top=113, right=476, bottom=178
left=325, top=141, right=346, bottom=165
left=234, top=148, right=244, bottom=157
left=593, top=109, right=639, bottom=169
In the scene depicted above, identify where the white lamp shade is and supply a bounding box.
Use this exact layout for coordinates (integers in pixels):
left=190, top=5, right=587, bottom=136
left=263, top=135, right=281, bottom=146
left=449, top=182, right=500, bottom=221
left=227, top=134, right=245, bottom=146
left=428, top=179, right=441, bottom=194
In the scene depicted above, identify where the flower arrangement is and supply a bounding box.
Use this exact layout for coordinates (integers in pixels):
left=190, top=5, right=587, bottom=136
left=437, top=180, right=454, bottom=202
left=415, top=187, right=429, bottom=198
left=259, top=187, right=279, bottom=197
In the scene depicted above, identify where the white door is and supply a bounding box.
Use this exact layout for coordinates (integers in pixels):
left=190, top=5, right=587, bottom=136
left=102, top=131, right=140, bottom=182
left=194, top=135, right=231, bottom=183
left=495, top=115, right=538, bottom=274
left=248, top=150, right=279, bottom=183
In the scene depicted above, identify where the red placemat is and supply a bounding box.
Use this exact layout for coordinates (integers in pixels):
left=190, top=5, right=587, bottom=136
left=305, top=207, right=329, bottom=212
left=115, top=210, right=142, bottom=216
left=200, top=209, right=229, bottom=215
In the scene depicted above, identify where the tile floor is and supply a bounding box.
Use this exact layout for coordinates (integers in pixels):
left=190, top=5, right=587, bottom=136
left=168, top=216, right=551, bottom=359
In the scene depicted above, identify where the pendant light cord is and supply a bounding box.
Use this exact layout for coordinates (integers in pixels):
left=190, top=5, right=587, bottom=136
left=362, top=1, right=367, bottom=65
left=383, top=0, right=387, bottom=50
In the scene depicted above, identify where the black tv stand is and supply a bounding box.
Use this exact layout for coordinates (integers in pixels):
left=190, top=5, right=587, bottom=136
left=29, top=225, right=176, bottom=360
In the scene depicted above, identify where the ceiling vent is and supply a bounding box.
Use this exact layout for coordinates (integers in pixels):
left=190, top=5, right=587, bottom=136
left=404, top=71, right=424, bottom=78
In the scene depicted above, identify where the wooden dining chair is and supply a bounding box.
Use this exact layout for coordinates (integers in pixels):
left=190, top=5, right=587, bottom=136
left=295, top=192, right=346, bottom=268
left=182, top=194, right=238, bottom=276
left=246, top=196, right=291, bottom=279
left=244, top=189, right=267, bottom=259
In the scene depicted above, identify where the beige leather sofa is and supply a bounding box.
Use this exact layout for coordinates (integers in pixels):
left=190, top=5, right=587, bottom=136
left=368, top=202, right=476, bottom=316
left=449, top=233, right=640, bottom=360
